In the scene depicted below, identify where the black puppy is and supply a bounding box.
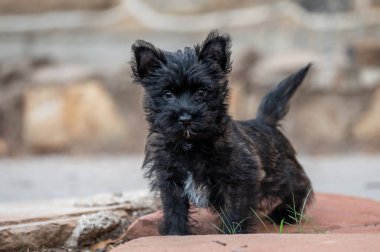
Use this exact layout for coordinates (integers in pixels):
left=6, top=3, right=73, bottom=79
left=131, top=31, right=313, bottom=235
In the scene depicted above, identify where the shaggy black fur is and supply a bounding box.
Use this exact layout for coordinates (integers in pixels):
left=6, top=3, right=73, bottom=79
left=130, top=31, right=313, bottom=235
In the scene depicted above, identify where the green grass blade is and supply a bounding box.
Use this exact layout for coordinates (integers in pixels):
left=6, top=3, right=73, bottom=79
left=219, top=208, right=233, bottom=234
left=299, top=188, right=313, bottom=232
left=300, top=188, right=313, bottom=218
left=291, top=189, right=297, bottom=222
left=287, top=214, right=300, bottom=224
left=261, top=212, right=279, bottom=232
left=210, top=222, right=226, bottom=234
left=279, top=218, right=285, bottom=234
left=251, top=208, right=271, bottom=232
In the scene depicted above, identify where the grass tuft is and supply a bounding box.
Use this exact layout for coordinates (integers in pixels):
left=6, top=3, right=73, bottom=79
left=210, top=205, right=248, bottom=234
left=251, top=188, right=317, bottom=234
left=211, top=188, right=322, bottom=234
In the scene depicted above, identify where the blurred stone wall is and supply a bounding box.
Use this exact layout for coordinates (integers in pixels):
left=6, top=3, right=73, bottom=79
left=0, top=0, right=119, bottom=14
left=0, top=0, right=380, bottom=155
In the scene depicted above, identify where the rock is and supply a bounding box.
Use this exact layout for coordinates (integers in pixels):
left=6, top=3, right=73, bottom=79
left=0, top=200, right=133, bottom=225
left=143, top=0, right=278, bottom=14
left=308, top=193, right=380, bottom=233
left=125, top=211, right=162, bottom=240
left=350, top=39, right=380, bottom=67
left=249, top=50, right=318, bottom=88
left=248, top=51, right=354, bottom=92
left=283, top=94, right=364, bottom=152
left=297, top=0, right=353, bottom=13
left=349, top=40, right=380, bottom=88
left=353, top=88, right=380, bottom=143
left=125, top=209, right=218, bottom=240
left=0, top=220, right=76, bottom=251
left=0, top=192, right=158, bottom=251
left=0, top=138, right=8, bottom=156
left=23, top=81, right=127, bottom=152
left=23, top=85, right=69, bottom=151
left=229, top=84, right=248, bottom=120
left=65, top=211, right=121, bottom=248
left=0, top=0, right=117, bottom=14
left=73, top=190, right=159, bottom=209
left=31, top=64, right=96, bottom=84
left=123, top=193, right=380, bottom=241
left=358, top=67, right=380, bottom=88
left=111, top=234, right=380, bottom=252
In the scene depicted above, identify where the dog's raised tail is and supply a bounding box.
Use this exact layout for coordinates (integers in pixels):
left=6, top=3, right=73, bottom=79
left=256, top=63, right=311, bottom=127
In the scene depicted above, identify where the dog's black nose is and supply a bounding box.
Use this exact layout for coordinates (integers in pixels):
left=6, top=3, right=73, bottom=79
left=179, top=113, right=192, bottom=125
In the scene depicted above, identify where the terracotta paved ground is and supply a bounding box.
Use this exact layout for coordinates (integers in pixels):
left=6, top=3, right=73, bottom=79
left=111, top=193, right=380, bottom=251
left=111, top=234, right=380, bottom=252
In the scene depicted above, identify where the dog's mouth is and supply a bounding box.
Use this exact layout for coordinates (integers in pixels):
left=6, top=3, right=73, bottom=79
left=183, top=128, right=197, bottom=139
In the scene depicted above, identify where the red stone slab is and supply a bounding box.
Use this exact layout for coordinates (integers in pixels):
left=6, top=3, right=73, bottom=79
left=123, top=193, right=380, bottom=241
left=308, top=193, right=380, bottom=232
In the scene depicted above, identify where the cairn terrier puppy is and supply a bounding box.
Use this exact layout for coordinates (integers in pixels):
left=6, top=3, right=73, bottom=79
left=131, top=31, right=313, bottom=235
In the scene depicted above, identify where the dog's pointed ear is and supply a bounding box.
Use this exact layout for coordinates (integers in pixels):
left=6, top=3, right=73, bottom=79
left=197, top=30, right=232, bottom=73
left=131, top=40, right=165, bottom=79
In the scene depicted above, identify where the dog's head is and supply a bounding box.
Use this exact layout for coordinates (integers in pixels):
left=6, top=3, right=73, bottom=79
left=131, top=31, right=232, bottom=142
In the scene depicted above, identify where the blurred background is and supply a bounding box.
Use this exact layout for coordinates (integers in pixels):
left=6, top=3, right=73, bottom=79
left=0, top=0, right=380, bottom=203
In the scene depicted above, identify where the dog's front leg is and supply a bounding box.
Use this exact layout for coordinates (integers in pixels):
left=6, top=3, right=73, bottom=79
left=159, top=182, right=190, bottom=235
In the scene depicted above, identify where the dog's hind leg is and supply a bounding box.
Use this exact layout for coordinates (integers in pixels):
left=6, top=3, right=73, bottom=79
left=267, top=182, right=313, bottom=225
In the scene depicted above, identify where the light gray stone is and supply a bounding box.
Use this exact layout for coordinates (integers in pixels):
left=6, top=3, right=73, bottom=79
left=73, top=190, right=159, bottom=210
left=31, top=64, right=96, bottom=84
left=283, top=94, right=366, bottom=153
left=65, top=211, right=121, bottom=248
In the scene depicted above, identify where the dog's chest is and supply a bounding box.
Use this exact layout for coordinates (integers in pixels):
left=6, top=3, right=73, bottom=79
left=183, top=172, right=209, bottom=208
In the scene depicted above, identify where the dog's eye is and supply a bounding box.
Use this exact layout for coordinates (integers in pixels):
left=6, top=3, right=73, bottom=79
left=196, top=89, right=207, bottom=98
left=163, top=91, right=175, bottom=100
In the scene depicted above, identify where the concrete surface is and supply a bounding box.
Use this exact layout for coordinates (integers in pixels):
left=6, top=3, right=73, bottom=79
left=0, top=154, right=380, bottom=203
left=0, top=155, right=148, bottom=202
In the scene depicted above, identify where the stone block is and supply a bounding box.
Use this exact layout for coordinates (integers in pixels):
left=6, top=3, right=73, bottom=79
left=23, top=81, right=127, bottom=152
left=350, top=39, right=380, bottom=67
left=353, top=88, right=380, bottom=143
left=0, top=138, right=8, bottom=156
